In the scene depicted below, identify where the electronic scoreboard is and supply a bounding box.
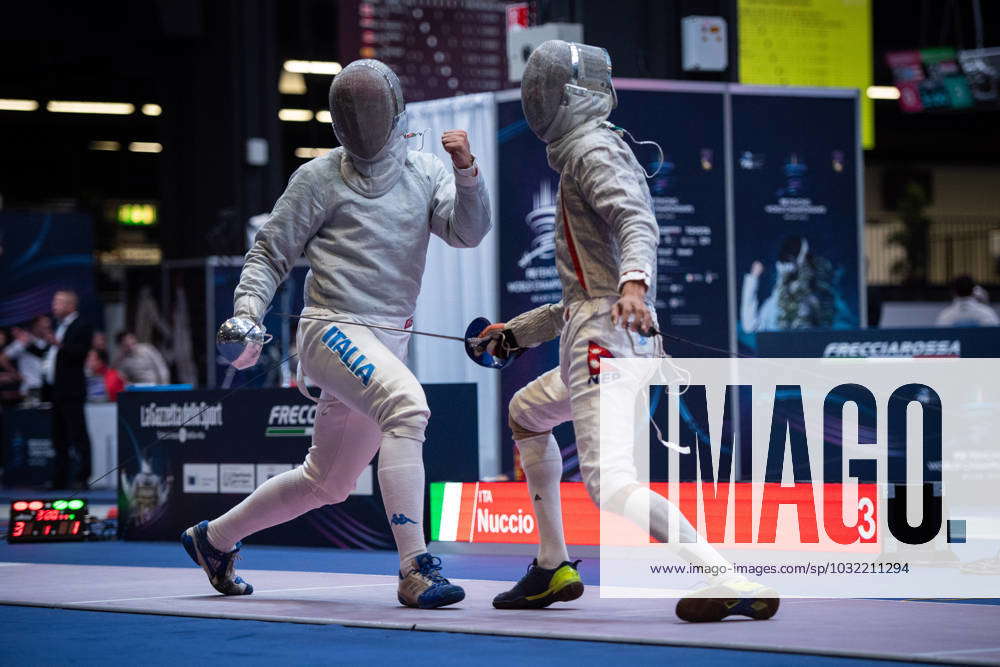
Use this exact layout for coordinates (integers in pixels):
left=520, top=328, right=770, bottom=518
left=7, top=499, right=89, bottom=543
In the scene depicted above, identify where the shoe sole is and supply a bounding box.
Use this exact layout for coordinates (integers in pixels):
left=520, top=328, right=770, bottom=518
left=493, top=579, right=585, bottom=610
left=398, top=588, right=466, bottom=609
left=675, top=594, right=780, bottom=623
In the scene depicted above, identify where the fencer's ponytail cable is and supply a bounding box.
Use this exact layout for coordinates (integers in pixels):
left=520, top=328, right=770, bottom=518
left=602, top=121, right=666, bottom=179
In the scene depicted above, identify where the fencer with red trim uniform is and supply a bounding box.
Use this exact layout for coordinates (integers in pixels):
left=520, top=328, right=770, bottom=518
left=483, top=40, right=779, bottom=622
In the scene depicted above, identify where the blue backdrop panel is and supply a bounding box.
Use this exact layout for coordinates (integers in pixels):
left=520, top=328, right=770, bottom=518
left=117, top=384, right=478, bottom=548
left=613, top=88, right=730, bottom=357
left=731, top=92, right=861, bottom=353
left=497, top=100, right=569, bottom=475
left=0, top=212, right=97, bottom=327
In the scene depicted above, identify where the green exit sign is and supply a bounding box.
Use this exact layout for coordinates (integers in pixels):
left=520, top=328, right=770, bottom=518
left=117, top=203, right=157, bottom=226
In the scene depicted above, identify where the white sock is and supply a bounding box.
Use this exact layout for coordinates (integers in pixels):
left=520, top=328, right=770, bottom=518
left=377, top=434, right=427, bottom=569
left=207, top=466, right=324, bottom=553
left=518, top=433, right=569, bottom=569
left=622, top=486, right=730, bottom=571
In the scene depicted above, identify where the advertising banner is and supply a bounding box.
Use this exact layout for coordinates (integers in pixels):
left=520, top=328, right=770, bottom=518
left=497, top=85, right=862, bottom=473
left=497, top=98, right=566, bottom=474
left=614, top=86, right=730, bottom=358
left=731, top=90, right=862, bottom=353
left=756, top=327, right=1000, bottom=358
left=431, top=481, right=601, bottom=545
left=118, top=385, right=478, bottom=547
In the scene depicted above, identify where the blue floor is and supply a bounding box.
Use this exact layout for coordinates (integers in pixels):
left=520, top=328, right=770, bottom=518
left=0, top=606, right=929, bottom=667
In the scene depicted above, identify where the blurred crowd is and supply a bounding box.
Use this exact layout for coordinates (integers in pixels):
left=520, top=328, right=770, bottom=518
left=0, top=290, right=173, bottom=488
left=0, top=291, right=171, bottom=409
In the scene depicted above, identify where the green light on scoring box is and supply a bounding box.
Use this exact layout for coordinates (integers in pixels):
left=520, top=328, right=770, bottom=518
left=117, top=203, right=157, bottom=226
left=52, top=500, right=68, bottom=510
left=67, top=499, right=85, bottom=510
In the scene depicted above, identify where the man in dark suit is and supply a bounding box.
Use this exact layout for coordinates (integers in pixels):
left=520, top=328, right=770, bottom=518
left=42, top=290, right=94, bottom=488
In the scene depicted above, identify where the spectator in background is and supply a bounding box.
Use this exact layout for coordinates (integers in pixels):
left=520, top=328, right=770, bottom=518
left=114, top=331, right=170, bottom=385
left=42, top=290, right=94, bottom=488
left=86, top=348, right=124, bottom=401
left=92, top=330, right=108, bottom=353
left=972, top=284, right=990, bottom=305
left=936, top=275, right=1000, bottom=327
left=5, top=315, right=52, bottom=404
left=0, top=329, right=23, bottom=405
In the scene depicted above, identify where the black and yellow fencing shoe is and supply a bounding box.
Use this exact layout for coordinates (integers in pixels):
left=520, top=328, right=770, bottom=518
left=492, top=559, right=584, bottom=609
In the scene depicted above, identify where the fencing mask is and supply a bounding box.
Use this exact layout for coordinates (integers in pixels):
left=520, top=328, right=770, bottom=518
left=329, top=59, right=406, bottom=160
left=521, top=40, right=617, bottom=143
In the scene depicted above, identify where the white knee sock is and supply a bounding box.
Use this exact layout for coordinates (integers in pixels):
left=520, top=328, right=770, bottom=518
left=377, top=434, right=427, bottom=568
left=207, top=466, right=325, bottom=553
left=622, top=486, right=730, bottom=571
left=518, top=433, right=569, bottom=568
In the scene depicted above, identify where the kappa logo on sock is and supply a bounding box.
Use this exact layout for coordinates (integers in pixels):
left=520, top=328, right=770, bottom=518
left=534, top=494, right=542, bottom=501
left=587, top=342, right=613, bottom=385
left=391, top=513, right=418, bottom=526
left=322, top=325, right=376, bottom=386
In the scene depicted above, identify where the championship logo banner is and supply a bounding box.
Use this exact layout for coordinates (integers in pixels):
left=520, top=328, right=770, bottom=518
left=598, top=358, right=1000, bottom=598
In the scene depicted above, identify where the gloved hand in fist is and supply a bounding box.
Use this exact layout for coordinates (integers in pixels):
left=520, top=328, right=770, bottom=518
left=475, top=322, right=520, bottom=360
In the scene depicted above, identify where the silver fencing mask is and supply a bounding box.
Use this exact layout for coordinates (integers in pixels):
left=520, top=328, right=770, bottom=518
left=329, top=59, right=406, bottom=160
left=521, top=40, right=617, bottom=143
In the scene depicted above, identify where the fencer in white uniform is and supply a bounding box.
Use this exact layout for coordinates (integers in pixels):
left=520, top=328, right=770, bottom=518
left=182, top=59, right=490, bottom=609
left=481, top=40, right=779, bottom=622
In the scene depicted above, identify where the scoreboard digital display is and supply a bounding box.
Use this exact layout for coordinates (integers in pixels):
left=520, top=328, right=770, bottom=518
left=337, top=0, right=508, bottom=102
left=7, top=499, right=88, bottom=543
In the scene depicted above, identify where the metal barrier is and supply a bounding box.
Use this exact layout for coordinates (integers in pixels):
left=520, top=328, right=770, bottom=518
left=866, top=214, right=1000, bottom=286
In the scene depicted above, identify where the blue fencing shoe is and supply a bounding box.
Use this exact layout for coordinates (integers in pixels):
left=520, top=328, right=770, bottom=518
left=181, top=520, right=253, bottom=596
left=397, top=553, right=465, bottom=609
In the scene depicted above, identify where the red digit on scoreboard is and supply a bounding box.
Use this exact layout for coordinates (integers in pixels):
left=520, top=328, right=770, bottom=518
left=71, top=521, right=81, bottom=535
left=12, top=522, right=25, bottom=537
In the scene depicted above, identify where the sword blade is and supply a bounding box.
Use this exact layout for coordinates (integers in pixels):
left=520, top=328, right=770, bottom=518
left=274, top=313, right=468, bottom=343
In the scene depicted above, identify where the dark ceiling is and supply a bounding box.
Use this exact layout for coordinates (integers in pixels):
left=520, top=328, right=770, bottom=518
left=0, top=0, right=997, bottom=242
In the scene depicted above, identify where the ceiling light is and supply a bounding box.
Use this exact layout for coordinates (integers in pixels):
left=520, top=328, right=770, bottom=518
left=89, top=140, right=121, bottom=151
left=279, top=108, right=314, bottom=122
left=47, top=101, right=135, bottom=115
left=294, top=147, right=332, bottom=159
left=0, top=98, right=39, bottom=111
left=866, top=86, right=901, bottom=100
left=141, top=104, right=162, bottom=116
left=315, top=110, right=332, bottom=124
left=283, top=60, right=342, bottom=75
left=128, top=142, right=162, bottom=153
left=279, top=71, right=307, bottom=95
